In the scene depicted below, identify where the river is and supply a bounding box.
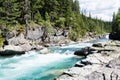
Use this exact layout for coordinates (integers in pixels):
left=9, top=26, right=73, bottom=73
left=0, top=37, right=109, bottom=80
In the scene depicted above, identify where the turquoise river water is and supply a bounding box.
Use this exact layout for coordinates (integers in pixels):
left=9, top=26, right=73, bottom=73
left=0, top=37, right=109, bottom=80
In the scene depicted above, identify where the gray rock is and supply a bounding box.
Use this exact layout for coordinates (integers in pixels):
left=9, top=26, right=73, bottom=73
left=4, top=45, right=23, bottom=51
left=92, top=43, right=103, bottom=47
left=56, top=41, right=120, bottom=80
left=86, top=67, right=120, bottom=80
left=75, top=61, right=85, bottom=67
left=74, top=47, right=93, bottom=57
left=8, top=33, right=29, bottom=46
left=85, top=71, right=104, bottom=80
left=26, top=27, right=44, bottom=40
left=107, top=56, right=120, bottom=69
left=6, top=31, right=15, bottom=39
left=75, top=60, right=92, bottom=67
left=19, top=43, right=32, bottom=51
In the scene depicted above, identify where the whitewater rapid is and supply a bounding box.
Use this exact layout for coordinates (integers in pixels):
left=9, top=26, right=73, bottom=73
left=0, top=38, right=109, bottom=80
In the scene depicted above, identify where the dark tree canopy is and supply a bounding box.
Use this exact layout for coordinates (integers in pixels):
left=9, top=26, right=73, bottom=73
left=0, top=0, right=112, bottom=41
left=112, top=9, right=120, bottom=33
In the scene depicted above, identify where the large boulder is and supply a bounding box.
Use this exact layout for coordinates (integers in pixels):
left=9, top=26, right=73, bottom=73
left=92, top=43, right=103, bottom=47
left=74, top=50, right=88, bottom=57
left=26, top=27, right=44, bottom=40
left=74, top=47, right=94, bottom=57
left=109, top=32, right=120, bottom=40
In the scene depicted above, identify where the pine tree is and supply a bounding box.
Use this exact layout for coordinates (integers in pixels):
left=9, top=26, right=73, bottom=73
left=112, top=8, right=120, bottom=33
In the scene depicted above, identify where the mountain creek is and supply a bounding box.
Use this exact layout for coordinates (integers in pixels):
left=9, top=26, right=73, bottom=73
left=0, top=36, right=109, bottom=80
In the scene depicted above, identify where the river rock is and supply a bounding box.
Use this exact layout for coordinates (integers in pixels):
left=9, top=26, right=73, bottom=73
left=19, top=43, right=32, bottom=51
left=86, top=67, right=120, bottom=80
left=81, top=60, right=92, bottom=65
left=4, top=45, right=23, bottom=51
left=39, top=48, right=50, bottom=54
left=5, top=31, right=16, bottom=39
left=43, top=44, right=51, bottom=47
left=75, top=60, right=92, bottom=67
left=31, top=45, right=44, bottom=50
left=107, top=56, right=120, bottom=69
left=0, top=50, right=25, bottom=56
left=74, top=50, right=88, bottom=57
left=26, top=27, right=43, bottom=40
left=74, top=47, right=94, bottom=57
left=75, top=61, right=85, bottom=67
left=92, top=43, right=103, bottom=47
left=56, top=40, right=120, bottom=80
left=8, top=33, right=29, bottom=46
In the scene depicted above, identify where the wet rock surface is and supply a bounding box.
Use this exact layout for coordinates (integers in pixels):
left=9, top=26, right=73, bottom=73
left=74, top=47, right=95, bottom=57
left=56, top=40, right=120, bottom=80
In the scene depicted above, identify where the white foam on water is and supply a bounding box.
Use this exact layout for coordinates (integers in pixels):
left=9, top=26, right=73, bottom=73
left=61, top=43, right=92, bottom=49
left=0, top=50, right=74, bottom=80
left=0, top=41, right=98, bottom=80
left=105, top=34, right=109, bottom=39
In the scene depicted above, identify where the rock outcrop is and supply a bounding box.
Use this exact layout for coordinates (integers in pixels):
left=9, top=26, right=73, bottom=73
left=56, top=41, right=120, bottom=80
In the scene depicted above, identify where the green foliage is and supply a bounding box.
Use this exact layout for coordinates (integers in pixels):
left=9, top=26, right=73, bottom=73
left=16, top=24, right=25, bottom=34
left=44, top=21, right=53, bottom=34
left=45, top=12, right=50, bottom=21
left=69, top=28, right=80, bottom=41
left=44, top=12, right=53, bottom=33
left=34, top=11, right=44, bottom=25
left=0, top=35, right=5, bottom=47
left=56, top=17, right=66, bottom=29
left=112, top=9, right=120, bottom=33
left=0, top=0, right=112, bottom=41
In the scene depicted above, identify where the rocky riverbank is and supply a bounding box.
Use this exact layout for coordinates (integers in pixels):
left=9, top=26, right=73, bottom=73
left=0, top=31, right=106, bottom=56
left=56, top=40, right=120, bottom=80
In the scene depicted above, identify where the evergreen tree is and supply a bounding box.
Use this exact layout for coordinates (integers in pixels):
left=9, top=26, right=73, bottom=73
left=112, top=9, right=120, bottom=33
left=0, top=0, right=112, bottom=41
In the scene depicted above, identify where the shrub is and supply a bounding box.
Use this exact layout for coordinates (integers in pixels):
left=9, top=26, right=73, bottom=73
left=0, top=35, right=5, bottom=47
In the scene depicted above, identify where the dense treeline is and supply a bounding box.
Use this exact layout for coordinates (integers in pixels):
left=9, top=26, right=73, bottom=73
left=0, top=0, right=111, bottom=42
left=112, top=8, right=120, bottom=33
